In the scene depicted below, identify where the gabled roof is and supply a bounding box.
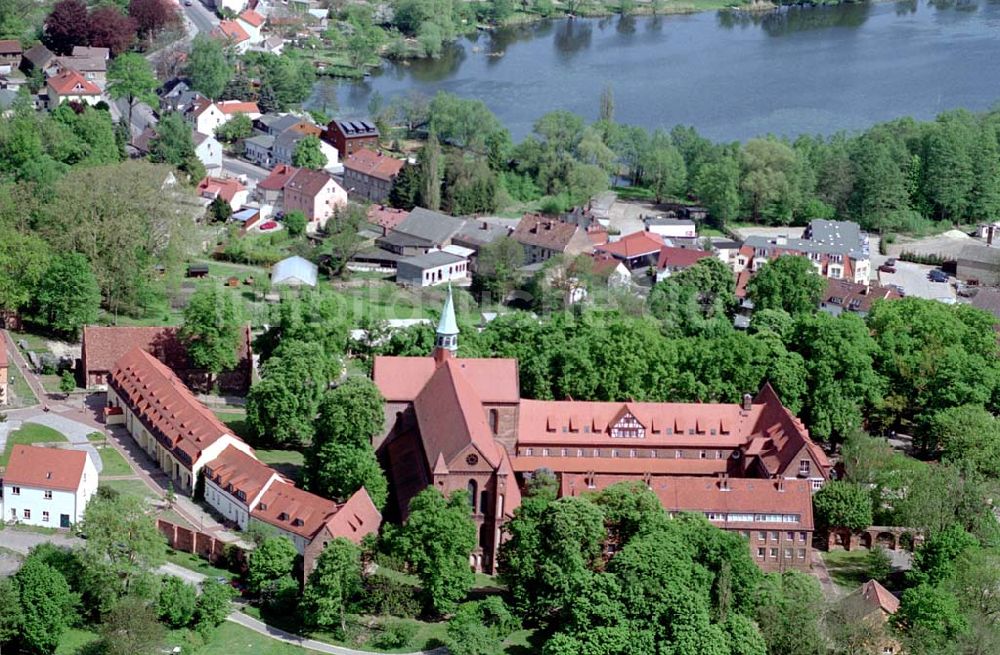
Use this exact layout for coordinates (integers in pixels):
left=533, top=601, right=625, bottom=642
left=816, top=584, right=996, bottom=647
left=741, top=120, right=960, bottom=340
left=197, top=176, right=245, bottom=202
left=214, top=20, right=250, bottom=44
left=329, top=119, right=379, bottom=138
left=203, top=445, right=278, bottom=504
left=344, top=148, right=405, bottom=181
left=0, top=39, right=22, bottom=55
left=47, top=69, right=101, bottom=96
left=367, top=205, right=409, bottom=231
left=858, top=579, right=901, bottom=615
left=109, top=348, right=233, bottom=468
left=373, top=356, right=520, bottom=403
left=217, top=100, right=260, bottom=115
left=258, top=163, right=298, bottom=191
left=821, top=279, right=900, bottom=313
left=513, top=214, right=586, bottom=251
left=71, top=46, right=109, bottom=60
left=393, top=207, right=464, bottom=245
left=3, top=445, right=89, bottom=492
left=286, top=168, right=336, bottom=197
left=22, top=44, right=54, bottom=68
left=238, top=9, right=265, bottom=27
left=656, top=246, right=714, bottom=271
left=412, top=358, right=500, bottom=469
left=595, top=231, right=664, bottom=259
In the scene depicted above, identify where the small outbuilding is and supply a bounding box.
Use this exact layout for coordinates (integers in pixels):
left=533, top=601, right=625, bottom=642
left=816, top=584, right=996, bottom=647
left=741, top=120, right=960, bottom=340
left=396, top=250, right=469, bottom=287
left=271, top=255, right=318, bottom=287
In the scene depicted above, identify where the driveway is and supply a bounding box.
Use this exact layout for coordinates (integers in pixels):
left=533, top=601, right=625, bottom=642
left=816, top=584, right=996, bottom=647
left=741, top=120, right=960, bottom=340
left=875, top=261, right=956, bottom=303
left=0, top=528, right=83, bottom=555
left=23, top=413, right=104, bottom=474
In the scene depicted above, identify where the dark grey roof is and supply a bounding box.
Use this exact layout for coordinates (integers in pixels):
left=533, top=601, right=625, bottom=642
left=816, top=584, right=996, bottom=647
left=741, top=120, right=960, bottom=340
left=399, top=250, right=465, bottom=269
left=245, top=134, right=275, bottom=149
left=334, top=119, right=379, bottom=137
left=260, top=114, right=302, bottom=135
left=970, top=287, right=1000, bottom=317
left=959, top=243, right=1000, bottom=267
left=22, top=44, right=54, bottom=68
left=454, top=220, right=511, bottom=247
left=394, top=207, right=465, bottom=245
left=711, top=238, right=742, bottom=249
left=745, top=219, right=868, bottom=260
left=376, top=230, right=433, bottom=249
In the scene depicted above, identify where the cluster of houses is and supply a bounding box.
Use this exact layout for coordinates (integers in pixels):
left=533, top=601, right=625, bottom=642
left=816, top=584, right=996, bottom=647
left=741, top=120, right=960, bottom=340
left=0, top=40, right=110, bottom=113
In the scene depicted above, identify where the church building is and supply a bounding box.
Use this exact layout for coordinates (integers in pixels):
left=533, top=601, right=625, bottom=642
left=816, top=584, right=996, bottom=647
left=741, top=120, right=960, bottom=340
left=373, top=289, right=830, bottom=573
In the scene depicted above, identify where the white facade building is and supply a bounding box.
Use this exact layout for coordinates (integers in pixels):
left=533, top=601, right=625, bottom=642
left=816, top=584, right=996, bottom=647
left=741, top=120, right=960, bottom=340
left=1, top=445, right=98, bottom=528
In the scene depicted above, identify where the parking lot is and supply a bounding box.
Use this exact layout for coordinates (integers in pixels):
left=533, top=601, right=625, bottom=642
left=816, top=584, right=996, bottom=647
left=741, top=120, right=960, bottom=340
left=874, top=260, right=956, bottom=303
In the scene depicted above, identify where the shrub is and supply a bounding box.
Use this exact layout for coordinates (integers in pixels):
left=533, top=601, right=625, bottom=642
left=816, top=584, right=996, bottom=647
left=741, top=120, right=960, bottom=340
left=372, top=618, right=418, bottom=649
left=360, top=572, right=421, bottom=618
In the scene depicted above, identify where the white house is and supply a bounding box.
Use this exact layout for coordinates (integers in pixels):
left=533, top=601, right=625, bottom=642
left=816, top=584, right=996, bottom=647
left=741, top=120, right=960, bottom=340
left=202, top=445, right=286, bottom=530
left=187, top=98, right=260, bottom=137
left=47, top=69, right=102, bottom=108
left=644, top=217, right=697, bottom=239
left=237, top=10, right=266, bottom=45
left=219, top=0, right=249, bottom=15
left=1, top=445, right=98, bottom=528
left=396, top=250, right=470, bottom=287
left=193, top=132, right=223, bottom=171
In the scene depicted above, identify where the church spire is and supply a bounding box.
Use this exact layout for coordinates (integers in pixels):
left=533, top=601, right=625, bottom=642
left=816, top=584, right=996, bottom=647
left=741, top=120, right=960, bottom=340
left=434, top=285, right=459, bottom=361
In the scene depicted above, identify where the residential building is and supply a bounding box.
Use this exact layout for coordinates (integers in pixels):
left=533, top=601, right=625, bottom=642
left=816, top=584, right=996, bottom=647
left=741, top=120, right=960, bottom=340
left=80, top=325, right=253, bottom=394
left=512, top=213, right=597, bottom=265
left=396, top=250, right=470, bottom=287
left=594, top=231, right=665, bottom=270
left=0, top=336, right=7, bottom=405
left=451, top=221, right=512, bottom=255
left=969, top=286, right=1000, bottom=321
left=213, top=19, right=251, bottom=53
left=20, top=43, right=55, bottom=75
left=237, top=9, right=266, bottom=45
left=193, top=132, right=223, bottom=171
left=271, top=255, right=318, bottom=287
left=644, top=217, right=697, bottom=239
left=957, top=243, right=1000, bottom=286
left=186, top=98, right=260, bottom=137
left=367, top=205, right=410, bottom=234
left=835, top=580, right=902, bottom=655
left=373, top=294, right=831, bottom=572
left=1, top=446, right=98, bottom=528
left=282, top=168, right=347, bottom=232
left=198, top=176, right=249, bottom=210
left=819, top=279, right=901, bottom=318
left=250, top=35, right=284, bottom=55
left=46, top=69, right=102, bottom=107
left=53, top=47, right=109, bottom=87
left=590, top=253, right=632, bottom=289
left=375, top=207, right=465, bottom=257
left=342, top=148, right=405, bottom=203
left=106, top=348, right=255, bottom=493
left=655, top=246, right=714, bottom=281
left=256, top=163, right=297, bottom=210
left=219, top=0, right=249, bottom=14
left=0, top=71, right=26, bottom=92
left=0, top=40, right=22, bottom=72
left=322, top=119, right=379, bottom=158
left=203, top=445, right=286, bottom=530
left=244, top=134, right=276, bottom=168
left=737, top=220, right=871, bottom=284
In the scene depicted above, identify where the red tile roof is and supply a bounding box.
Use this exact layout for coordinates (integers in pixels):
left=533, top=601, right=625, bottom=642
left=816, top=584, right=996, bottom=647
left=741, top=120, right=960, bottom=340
left=0, top=40, right=22, bottom=55
left=367, top=205, right=410, bottom=231
left=286, top=168, right=336, bottom=198
left=217, top=100, right=260, bottom=115
left=214, top=20, right=250, bottom=44
left=656, top=246, right=714, bottom=271
left=590, top=253, right=623, bottom=276
left=258, top=164, right=298, bottom=191
left=203, top=445, right=279, bottom=503
left=372, top=355, right=519, bottom=403
left=412, top=358, right=501, bottom=469
left=344, top=148, right=405, bottom=182
left=859, top=579, right=900, bottom=615
left=821, top=278, right=901, bottom=313
left=109, top=348, right=233, bottom=468
left=595, top=231, right=664, bottom=259
left=198, top=176, right=246, bottom=203
left=82, top=326, right=188, bottom=378
left=515, top=457, right=729, bottom=476
left=310, top=487, right=383, bottom=545
left=513, top=214, right=588, bottom=252
left=47, top=68, right=101, bottom=96
left=251, top=480, right=341, bottom=539
left=4, top=445, right=90, bottom=492
left=238, top=9, right=265, bottom=27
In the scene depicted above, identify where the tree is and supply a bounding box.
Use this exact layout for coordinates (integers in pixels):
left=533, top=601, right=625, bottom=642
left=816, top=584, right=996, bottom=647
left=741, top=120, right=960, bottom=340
left=641, top=132, right=687, bottom=203
left=108, top=53, right=159, bottom=132
left=812, top=481, right=873, bottom=532
left=393, top=488, right=477, bottom=616
left=754, top=571, right=826, bottom=655
left=0, top=228, right=50, bottom=318
left=247, top=535, right=298, bottom=597
left=323, top=204, right=368, bottom=278
left=59, top=369, right=76, bottom=394
left=474, top=236, right=525, bottom=302
left=499, top=470, right=558, bottom=618
left=14, top=559, right=77, bottom=655
left=45, top=0, right=90, bottom=55
left=292, top=135, right=326, bottom=169
left=128, top=0, right=180, bottom=45
left=97, top=595, right=165, bottom=655
left=33, top=252, right=101, bottom=338
left=305, top=377, right=388, bottom=509
left=80, top=492, right=166, bottom=594
left=0, top=577, right=23, bottom=649
left=186, top=35, right=232, bottom=100
left=442, top=155, right=500, bottom=215
left=246, top=340, right=335, bottom=448
left=214, top=113, right=252, bottom=143
left=158, top=576, right=197, bottom=628
left=208, top=195, right=232, bottom=223
left=598, top=84, right=614, bottom=124
left=894, top=583, right=967, bottom=643
left=180, top=284, right=244, bottom=377
left=911, top=524, right=978, bottom=586
left=194, top=578, right=235, bottom=634
left=445, top=598, right=518, bottom=655
left=302, top=538, right=362, bottom=637
left=927, top=404, right=1000, bottom=477
left=419, top=131, right=443, bottom=210
left=648, top=257, right=736, bottom=335
left=149, top=112, right=204, bottom=179
left=695, top=156, right=742, bottom=226
left=389, top=164, right=421, bottom=210
left=746, top=255, right=825, bottom=315
left=866, top=545, right=892, bottom=583
left=87, top=6, right=138, bottom=56
left=283, top=210, right=306, bottom=237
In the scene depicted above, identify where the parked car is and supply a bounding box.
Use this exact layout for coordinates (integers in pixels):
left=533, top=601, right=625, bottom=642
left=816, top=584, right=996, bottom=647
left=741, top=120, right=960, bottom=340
left=929, top=269, right=949, bottom=283
left=184, top=0, right=192, bottom=5
left=890, top=284, right=906, bottom=297
left=879, top=260, right=896, bottom=273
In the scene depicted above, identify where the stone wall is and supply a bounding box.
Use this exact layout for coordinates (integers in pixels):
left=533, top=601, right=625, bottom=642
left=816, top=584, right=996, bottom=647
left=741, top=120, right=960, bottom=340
left=157, top=519, right=248, bottom=571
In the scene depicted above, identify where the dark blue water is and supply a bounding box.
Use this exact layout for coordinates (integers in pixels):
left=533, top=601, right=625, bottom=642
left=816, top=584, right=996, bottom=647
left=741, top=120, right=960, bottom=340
left=310, top=1, right=1000, bottom=142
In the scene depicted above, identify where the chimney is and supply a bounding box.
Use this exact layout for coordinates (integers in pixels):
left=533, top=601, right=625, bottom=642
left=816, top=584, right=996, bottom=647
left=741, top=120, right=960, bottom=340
left=776, top=479, right=785, bottom=492
left=720, top=474, right=730, bottom=492
left=741, top=393, right=753, bottom=412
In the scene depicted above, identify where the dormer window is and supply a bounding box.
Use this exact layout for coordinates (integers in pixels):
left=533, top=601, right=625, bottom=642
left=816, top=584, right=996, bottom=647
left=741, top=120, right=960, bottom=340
left=292, top=518, right=303, bottom=527
left=278, top=512, right=288, bottom=521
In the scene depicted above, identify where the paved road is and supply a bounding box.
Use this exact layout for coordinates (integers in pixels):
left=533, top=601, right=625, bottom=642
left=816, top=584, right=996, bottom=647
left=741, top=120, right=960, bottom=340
left=183, top=0, right=219, bottom=35
left=222, top=156, right=271, bottom=186
left=0, top=528, right=83, bottom=555
left=27, top=413, right=104, bottom=474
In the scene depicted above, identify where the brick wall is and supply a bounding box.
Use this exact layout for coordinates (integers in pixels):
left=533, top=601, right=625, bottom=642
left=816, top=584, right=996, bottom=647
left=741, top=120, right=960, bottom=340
left=157, top=519, right=248, bottom=570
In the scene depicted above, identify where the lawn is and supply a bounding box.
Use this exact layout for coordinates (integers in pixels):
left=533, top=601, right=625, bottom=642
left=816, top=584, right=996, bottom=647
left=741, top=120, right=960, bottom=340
left=163, top=547, right=236, bottom=582
left=255, top=449, right=305, bottom=482
left=97, top=446, right=135, bottom=477
left=54, top=628, right=100, bottom=655
left=0, top=422, right=67, bottom=466
left=100, top=479, right=158, bottom=503
left=6, top=356, right=38, bottom=408
left=10, top=330, right=52, bottom=353
left=55, top=622, right=325, bottom=655
left=213, top=409, right=250, bottom=440
left=822, top=548, right=871, bottom=590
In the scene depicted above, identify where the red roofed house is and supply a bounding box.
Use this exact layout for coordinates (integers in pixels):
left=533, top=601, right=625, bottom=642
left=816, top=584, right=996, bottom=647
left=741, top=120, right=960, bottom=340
left=47, top=68, right=102, bottom=108
left=80, top=325, right=253, bottom=394
left=0, top=40, right=22, bottom=72
left=237, top=10, right=266, bottom=45
left=213, top=19, right=251, bottom=53
left=367, top=205, right=410, bottom=234
left=512, top=213, right=597, bottom=265
left=283, top=168, right=348, bottom=233
left=836, top=579, right=902, bottom=654
left=655, top=246, right=714, bottom=281
left=186, top=97, right=260, bottom=135
left=594, top=230, right=665, bottom=270
left=1, top=445, right=98, bottom=528
left=342, top=148, right=406, bottom=203
left=373, top=291, right=832, bottom=572
left=107, top=347, right=382, bottom=574
left=198, top=175, right=249, bottom=210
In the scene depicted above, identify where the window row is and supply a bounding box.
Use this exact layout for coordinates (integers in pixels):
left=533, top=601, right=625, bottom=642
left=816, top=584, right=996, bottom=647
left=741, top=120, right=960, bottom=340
left=7, top=487, right=54, bottom=499
left=520, top=447, right=731, bottom=460
left=705, top=514, right=803, bottom=525
left=8, top=508, right=51, bottom=522
left=756, top=547, right=807, bottom=560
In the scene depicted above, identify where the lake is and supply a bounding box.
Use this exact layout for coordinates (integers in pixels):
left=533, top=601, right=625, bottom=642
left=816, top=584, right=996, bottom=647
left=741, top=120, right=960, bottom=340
left=310, top=1, right=1000, bottom=143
